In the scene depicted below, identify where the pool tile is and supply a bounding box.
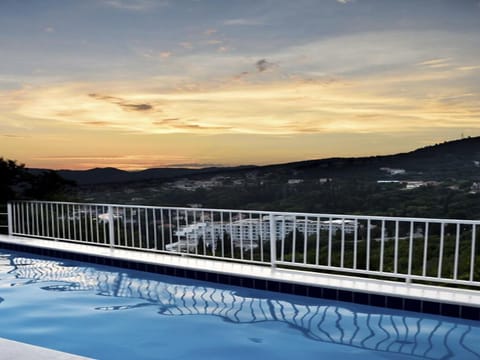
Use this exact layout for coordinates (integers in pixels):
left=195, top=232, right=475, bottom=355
left=404, top=299, right=422, bottom=313
left=266, top=280, right=280, bottom=292
left=460, top=306, right=480, bottom=321
left=422, top=301, right=441, bottom=315
left=370, top=294, right=386, bottom=308
left=338, top=290, right=353, bottom=302
left=279, top=282, right=295, bottom=294
left=294, top=285, right=308, bottom=296
left=353, top=292, right=369, bottom=305
left=323, top=288, right=337, bottom=300
left=441, top=303, right=460, bottom=318
left=308, top=286, right=323, bottom=299
left=254, top=279, right=267, bottom=291
left=229, top=276, right=242, bottom=286
left=386, top=296, right=404, bottom=310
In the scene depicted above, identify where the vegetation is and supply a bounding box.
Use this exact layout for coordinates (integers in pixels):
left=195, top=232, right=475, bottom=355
left=75, top=136, right=480, bottom=219
left=0, top=157, right=75, bottom=203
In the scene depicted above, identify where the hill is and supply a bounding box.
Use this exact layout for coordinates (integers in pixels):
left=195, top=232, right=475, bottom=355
left=32, top=136, right=480, bottom=186
left=257, top=136, right=480, bottom=180
left=28, top=136, right=480, bottom=219
left=29, top=165, right=257, bottom=185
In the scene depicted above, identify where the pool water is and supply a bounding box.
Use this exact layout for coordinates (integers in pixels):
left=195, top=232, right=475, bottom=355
left=0, top=250, right=479, bottom=360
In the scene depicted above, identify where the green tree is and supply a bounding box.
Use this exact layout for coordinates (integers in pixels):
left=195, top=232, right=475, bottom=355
left=0, top=157, right=26, bottom=202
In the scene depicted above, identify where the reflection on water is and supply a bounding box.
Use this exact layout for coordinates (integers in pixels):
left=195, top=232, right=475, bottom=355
left=0, top=251, right=479, bottom=360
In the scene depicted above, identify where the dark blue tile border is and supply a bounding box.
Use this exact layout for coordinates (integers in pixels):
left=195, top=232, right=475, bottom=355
left=0, top=241, right=479, bottom=321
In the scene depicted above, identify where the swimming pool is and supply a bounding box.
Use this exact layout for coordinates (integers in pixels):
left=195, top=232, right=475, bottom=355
left=0, top=249, right=479, bottom=360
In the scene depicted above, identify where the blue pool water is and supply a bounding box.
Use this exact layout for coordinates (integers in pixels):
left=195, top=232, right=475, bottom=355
left=0, top=250, right=479, bottom=360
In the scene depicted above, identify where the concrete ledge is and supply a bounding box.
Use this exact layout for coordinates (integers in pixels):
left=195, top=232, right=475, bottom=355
left=0, top=338, right=92, bottom=360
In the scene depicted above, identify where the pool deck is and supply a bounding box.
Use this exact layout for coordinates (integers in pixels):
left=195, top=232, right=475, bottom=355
left=0, top=338, right=93, bottom=359
left=1, top=234, right=479, bottom=311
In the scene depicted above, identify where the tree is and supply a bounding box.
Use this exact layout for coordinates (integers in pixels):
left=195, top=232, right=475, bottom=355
left=24, top=170, right=75, bottom=200
left=0, top=157, right=26, bottom=202
left=0, top=157, right=76, bottom=202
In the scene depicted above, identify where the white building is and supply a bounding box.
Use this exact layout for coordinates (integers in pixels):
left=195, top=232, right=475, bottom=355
left=169, top=216, right=357, bottom=252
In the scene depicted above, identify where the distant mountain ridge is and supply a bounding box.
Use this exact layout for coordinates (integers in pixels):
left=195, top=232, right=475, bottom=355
left=29, top=136, right=480, bottom=185
left=30, top=165, right=257, bottom=185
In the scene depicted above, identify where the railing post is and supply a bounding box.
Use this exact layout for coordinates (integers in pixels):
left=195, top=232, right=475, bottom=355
left=269, top=213, right=276, bottom=268
left=7, top=203, right=13, bottom=236
left=108, top=206, right=115, bottom=249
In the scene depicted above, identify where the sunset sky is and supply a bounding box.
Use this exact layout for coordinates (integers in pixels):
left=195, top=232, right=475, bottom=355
left=1, top=0, right=480, bottom=170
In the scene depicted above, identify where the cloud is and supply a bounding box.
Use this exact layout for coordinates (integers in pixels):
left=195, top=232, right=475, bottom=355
left=82, top=121, right=115, bottom=126
left=179, top=42, right=193, bottom=49
left=233, top=71, right=250, bottom=81
left=88, top=93, right=154, bottom=112
left=153, top=118, right=231, bottom=131
left=0, top=134, right=27, bottom=138
left=255, top=59, right=276, bottom=72
left=159, top=51, right=172, bottom=58
left=204, top=29, right=217, bottom=36
left=101, top=0, right=163, bottom=11
left=165, top=163, right=224, bottom=168
left=34, top=154, right=192, bottom=171
left=223, top=18, right=264, bottom=26
left=206, top=40, right=222, bottom=45
left=6, top=50, right=480, bottom=139
left=152, top=118, right=179, bottom=125
left=336, top=0, right=354, bottom=3
left=457, top=65, right=480, bottom=71
left=417, top=58, right=451, bottom=68
left=44, top=27, right=55, bottom=33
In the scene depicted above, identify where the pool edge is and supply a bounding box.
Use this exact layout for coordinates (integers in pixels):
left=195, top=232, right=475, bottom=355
left=0, top=234, right=479, bottom=321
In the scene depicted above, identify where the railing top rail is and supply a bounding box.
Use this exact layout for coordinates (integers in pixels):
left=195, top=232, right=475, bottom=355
left=8, top=200, right=480, bottom=225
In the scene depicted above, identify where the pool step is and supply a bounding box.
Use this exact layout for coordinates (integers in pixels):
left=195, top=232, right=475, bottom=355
left=0, top=338, right=93, bottom=360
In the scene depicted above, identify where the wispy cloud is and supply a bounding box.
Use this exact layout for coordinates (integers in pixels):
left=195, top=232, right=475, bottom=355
left=159, top=51, right=172, bottom=58
left=88, top=93, right=155, bottom=112
left=223, top=18, right=264, bottom=26
left=0, top=134, right=27, bottom=138
left=255, top=59, right=276, bottom=72
left=7, top=76, right=480, bottom=139
left=82, top=121, right=115, bottom=126
left=179, top=42, right=193, bottom=49
left=34, top=154, right=191, bottom=171
left=101, top=0, right=164, bottom=11
left=152, top=118, right=231, bottom=131
left=417, top=58, right=451, bottom=68
left=457, top=65, right=480, bottom=71
left=165, top=163, right=224, bottom=168
left=204, top=28, right=217, bottom=36
left=206, top=39, right=222, bottom=45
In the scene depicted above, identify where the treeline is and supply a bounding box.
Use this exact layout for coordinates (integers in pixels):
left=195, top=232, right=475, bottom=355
left=0, top=157, right=75, bottom=203
left=104, top=179, right=480, bottom=220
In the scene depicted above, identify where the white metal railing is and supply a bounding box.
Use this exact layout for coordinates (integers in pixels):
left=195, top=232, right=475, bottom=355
left=5, top=200, right=480, bottom=287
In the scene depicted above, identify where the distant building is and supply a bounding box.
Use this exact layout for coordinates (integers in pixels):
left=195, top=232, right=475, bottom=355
left=404, top=181, right=426, bottom=190
left=169, top=216, right=357, bottom=252
left=380, top=167, right=406, bottom=175
left=470, top=182, right=480, bottom=194
left=287, top=179, right=304, bottom=185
